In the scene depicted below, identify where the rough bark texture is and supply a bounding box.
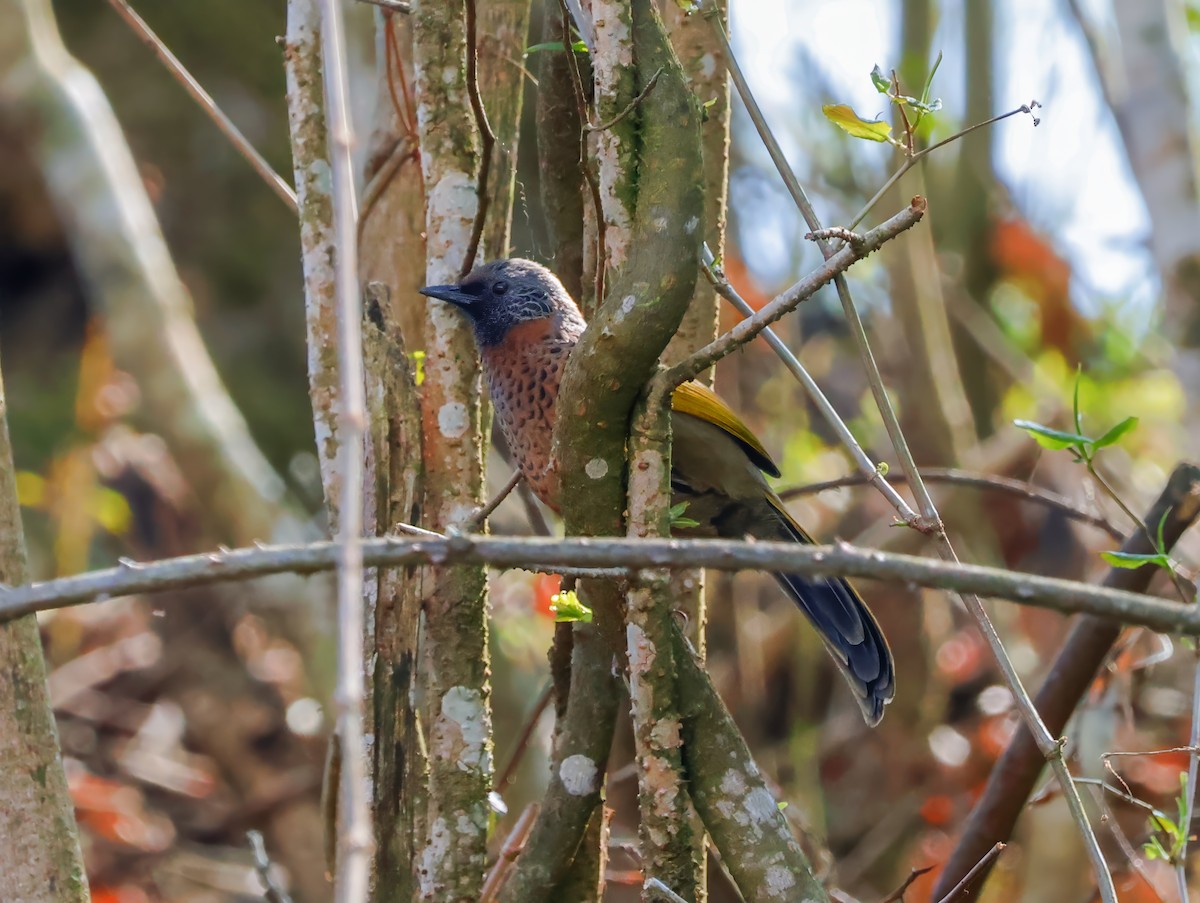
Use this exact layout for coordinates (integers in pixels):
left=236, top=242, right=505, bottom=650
left=411, top=2, right=493, bottom=898
left=363, top=298, right=427, bottom=901
left=0, top=355, right=89, bottom=903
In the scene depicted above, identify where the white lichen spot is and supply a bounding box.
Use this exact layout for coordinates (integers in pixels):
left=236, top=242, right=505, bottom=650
left=456, top=813, right=480, bottom=836
left=699, top=53, right=717, bottom=78
left=438, top=401, right=469, bottom=438
left=585, top=457, right=609, bottom=480
left=441, top=686, right=488, bottom=771
left=426, top=171, right=477, bottom=264
left=765, top=865, right=796, bottom=895
left=685, top=216, right=700, bottom=235
left=649, top=718, right=682, bottom=751
left=653, top=216, right=669, bottom=232
left=447, top=502, right=475, bottom=529
left=418, top=816, right=450, bottom=894
left=613, top=294, right=637, bottom=321
left=720, top=768, right=747, bottom=797
left=560, top=754, right=598, bottom=796
left=746, top=786, right=779, bottom=825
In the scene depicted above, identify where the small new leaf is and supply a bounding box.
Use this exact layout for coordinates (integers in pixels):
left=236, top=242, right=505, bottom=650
left=1012, top=419, right=1089, bottom=451
left=410, top=350, right=426, bottom=386
left=1100, top=550, right=1170, bottom=570
left=1093, top=416, right=1139, bottom=449
left=673, top=0, right=700, bottom=11
left=549, top=589, right=593, bottom=623
left=822, top=104, right=893, bottom=142
left=670, top=501, right=701, bottom=530
left=870, top=64, right=891, bottom=94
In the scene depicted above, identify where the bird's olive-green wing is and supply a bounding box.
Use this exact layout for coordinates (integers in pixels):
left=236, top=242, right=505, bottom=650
left=671, top=381, right=781, bottom=478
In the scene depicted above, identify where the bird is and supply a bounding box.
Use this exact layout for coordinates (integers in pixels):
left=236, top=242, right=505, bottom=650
left=420, top=258, right=894, bottom=725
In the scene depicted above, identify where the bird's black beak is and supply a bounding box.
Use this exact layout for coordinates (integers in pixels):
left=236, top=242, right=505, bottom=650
left=419, top=283, right=475, bottom=307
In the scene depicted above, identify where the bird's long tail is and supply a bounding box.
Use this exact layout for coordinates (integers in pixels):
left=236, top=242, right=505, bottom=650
left=761, top=495, right=895, bottom=725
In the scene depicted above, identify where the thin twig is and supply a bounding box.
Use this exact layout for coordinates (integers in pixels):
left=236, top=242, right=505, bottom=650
left=556, top=0, right=606, bottom=305
left=247, top=831, right=295, bottom=903
left=4, top=534, right=1199, bottom=633
left=494, top=680, right=553, bottom=794
left=933, top=843, right=1006, bottom=903
left=779, top=468, right=1124, bottom=540
left=699, top=247, right=920, bottom=525
left=481, top=803, right=540, bottom=902
left=585, top=66, right=663, bottom=132
left=880, top=865, right=935, bottom=903
left=460, top=0, right=496, bottom=278
left=318, top=0, right=373, bottom=899
left=357, top=0, right=411, bottom=11
left=670, top=200, right=926, bottom=388
left=847, top=101, right=1042, bottom=232
left=467, top=469, right=524, bottom=531
left=1179, top=645, right=1200, bottom=901
left=103, top=0, right=297, bottom=212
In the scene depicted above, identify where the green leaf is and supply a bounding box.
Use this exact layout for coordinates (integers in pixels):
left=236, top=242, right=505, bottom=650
left=920, top=51, right=943, bottom=106
left=524, top=40, right=588, bottom=57
left=875, top=461, right=889, bottom=477
left=870, top=64, right=891, bottom=94
left=549, top=589, right=593, bottom=623
left=670, top=501, right=701, bottom=530
left=1093, top=416, right=1139, bottom=449
left=822, top=104, right=893, bottom=142
left=1012, top=419, right=1089, bottom=450
left=673, top=0, right=700, bottom=11
left=1100, top=550, right=1168, bottom=569
left=1072, top=366, right=1083, bottom=437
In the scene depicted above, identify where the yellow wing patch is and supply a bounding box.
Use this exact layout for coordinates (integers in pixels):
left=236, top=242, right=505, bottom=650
left=671, top=381, right=782, bottom=478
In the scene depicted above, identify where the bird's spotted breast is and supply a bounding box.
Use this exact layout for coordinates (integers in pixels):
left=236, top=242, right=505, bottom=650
left=481, top=318, right=577, bottom=509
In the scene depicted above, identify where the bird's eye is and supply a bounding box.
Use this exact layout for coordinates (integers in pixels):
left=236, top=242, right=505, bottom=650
left=493, top=280, right=509, bottom=295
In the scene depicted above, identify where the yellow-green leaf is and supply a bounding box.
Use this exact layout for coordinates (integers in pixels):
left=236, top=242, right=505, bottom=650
left=822, top=104, right=892, bottom=142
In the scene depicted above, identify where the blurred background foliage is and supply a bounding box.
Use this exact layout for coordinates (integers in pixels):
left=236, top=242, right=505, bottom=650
left=3, top=0, right=1200, bottom=900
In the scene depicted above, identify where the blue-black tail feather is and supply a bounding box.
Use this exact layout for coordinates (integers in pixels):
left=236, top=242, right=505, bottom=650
left=765, top=497, right=895, bottom=726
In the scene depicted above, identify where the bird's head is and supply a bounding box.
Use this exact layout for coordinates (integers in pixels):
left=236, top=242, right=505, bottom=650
left=419, top=258, right=582, bottom=347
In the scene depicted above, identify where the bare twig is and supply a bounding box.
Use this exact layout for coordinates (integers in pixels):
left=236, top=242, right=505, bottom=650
left=494, top=680, right=553, bottom=794
left=460, top=0, right=496, bottom=279
left=668, top=199, right=926, bottom=387
left=4, top=534, right=1198, bottom=633
left=933, top=843, right=1006, bottom=903
left=1177, top=649, right=1200, bottom=902
left=699, top=247, right=919, bottom=523
left=880, top=865, right=935, bottom=903
left=357, top=0, right=411, bottom=12
left=584, top=66, right=663, bottom=132
left=103, top=0, right=297, bottom=211
left=316, top=0, right=372, bottom=899
left=779, top=467, right=1124, bottom=540
left=481, top=803, right=540, bottom=902
left=847, top=102, right=1041, bottom=231
left=247, top=831, right=295, bottom=903
left=467, top=469, right=524, bottom=531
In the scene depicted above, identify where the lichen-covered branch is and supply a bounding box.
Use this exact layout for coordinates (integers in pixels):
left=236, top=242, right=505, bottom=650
left=410, top=1, right=493, bottom=896
left=494, top=625, right=620, bottom=903
left=284, top=0, right=341, bottom=515
left=675, top=631, right=828, bottom=902
left=0, top=351, right=88, bottom=903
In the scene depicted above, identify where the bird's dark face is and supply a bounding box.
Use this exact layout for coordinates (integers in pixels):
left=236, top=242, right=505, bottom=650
left=419, top=258, right=578, bottom=347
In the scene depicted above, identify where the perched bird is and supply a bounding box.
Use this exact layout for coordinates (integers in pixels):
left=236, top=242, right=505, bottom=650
left=421, top=258, right=894, bottom=725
